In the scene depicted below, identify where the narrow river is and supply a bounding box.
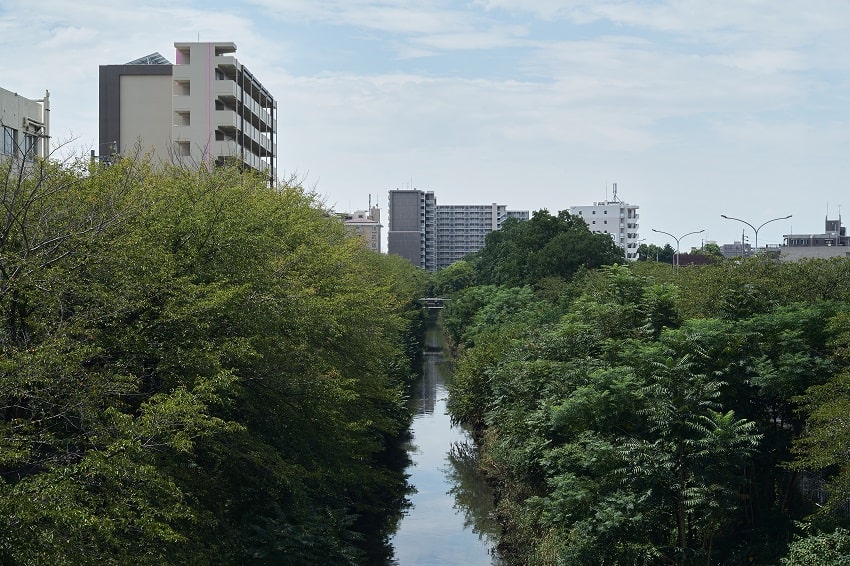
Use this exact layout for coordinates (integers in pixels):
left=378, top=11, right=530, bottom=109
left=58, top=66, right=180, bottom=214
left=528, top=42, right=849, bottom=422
left=390, top=324, right=502, bottom=565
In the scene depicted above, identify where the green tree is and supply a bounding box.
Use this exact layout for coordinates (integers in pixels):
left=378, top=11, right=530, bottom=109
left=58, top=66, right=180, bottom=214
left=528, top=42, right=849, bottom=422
left=0, top=158, right=424, bottom=564
left=430, top=259, right=475, bottom=296
left=637, top=242, right=675, bottom=264
left=781, top=526, right=850, bottom=565
left=472, top=209, right=623, bottom=286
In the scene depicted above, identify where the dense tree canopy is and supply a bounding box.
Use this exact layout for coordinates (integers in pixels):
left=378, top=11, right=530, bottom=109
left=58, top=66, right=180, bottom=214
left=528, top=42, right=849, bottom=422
left=470, top=209, right=624, bottom=286
left=444, top=255, right=850, bottom=565
left=0, top=155, right=426, bottom=564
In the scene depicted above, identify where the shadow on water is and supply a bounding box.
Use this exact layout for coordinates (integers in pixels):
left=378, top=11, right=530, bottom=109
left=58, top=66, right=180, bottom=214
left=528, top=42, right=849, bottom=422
left=388, top=321, right=503, bottom=565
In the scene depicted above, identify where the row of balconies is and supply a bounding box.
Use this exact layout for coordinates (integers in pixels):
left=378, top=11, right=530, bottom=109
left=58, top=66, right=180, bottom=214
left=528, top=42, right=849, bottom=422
left=171, top=118, right=274, bottom=157
left=173, top=82, right=274, bottom=132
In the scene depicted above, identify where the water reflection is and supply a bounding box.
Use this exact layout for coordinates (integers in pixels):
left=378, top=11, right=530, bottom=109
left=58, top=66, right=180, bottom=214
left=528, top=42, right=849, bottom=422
left=446, top=441, right=501, bottom=547
left=391, top=325, right=501, bottom=565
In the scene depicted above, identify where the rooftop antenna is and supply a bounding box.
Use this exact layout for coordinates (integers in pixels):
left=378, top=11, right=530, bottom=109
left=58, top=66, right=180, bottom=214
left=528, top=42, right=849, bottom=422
left=612, top=182, right=619, bottom=203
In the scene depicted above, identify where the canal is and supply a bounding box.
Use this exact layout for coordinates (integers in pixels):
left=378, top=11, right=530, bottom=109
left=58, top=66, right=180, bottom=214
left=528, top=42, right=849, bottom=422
left=390, top=323, right=502, bottom=565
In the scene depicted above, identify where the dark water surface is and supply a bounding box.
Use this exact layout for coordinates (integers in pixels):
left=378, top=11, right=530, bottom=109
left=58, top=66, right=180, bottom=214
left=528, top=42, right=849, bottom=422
left=390, top=326, right=502, bottom=565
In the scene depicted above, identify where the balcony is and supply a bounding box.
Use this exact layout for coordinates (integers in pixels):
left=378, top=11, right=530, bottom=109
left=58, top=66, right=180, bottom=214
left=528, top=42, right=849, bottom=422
left=215, top=56, right=237, bottom=71
left=214, top=80, right=239, bottom=100
left=214, top=110, right=239, bottom=130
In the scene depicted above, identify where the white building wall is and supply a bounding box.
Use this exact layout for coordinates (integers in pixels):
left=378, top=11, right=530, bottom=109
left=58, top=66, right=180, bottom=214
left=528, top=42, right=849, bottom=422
left=0, top=86, right=49, bottom=161
left=570, top=200, right=640, bottom=260
left=172, top=42, right=276, bottom=180
left=119, top=75, right=172, bottom=159
left=100, top=42, right=276, bottom=183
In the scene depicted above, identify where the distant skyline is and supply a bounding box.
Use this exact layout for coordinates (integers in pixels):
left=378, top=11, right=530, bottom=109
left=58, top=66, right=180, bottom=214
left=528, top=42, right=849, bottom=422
left=2, top=0, right=849, bottom=249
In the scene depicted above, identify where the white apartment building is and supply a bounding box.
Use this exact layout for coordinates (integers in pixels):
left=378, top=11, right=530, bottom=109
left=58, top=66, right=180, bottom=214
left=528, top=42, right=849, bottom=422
left=570, top=185, right=640, bottom=260
left=99, top=42, right=276, bottom=184
left=0, top=86, right=49, bottom=162
left=435, top=204, right=529, bottom=270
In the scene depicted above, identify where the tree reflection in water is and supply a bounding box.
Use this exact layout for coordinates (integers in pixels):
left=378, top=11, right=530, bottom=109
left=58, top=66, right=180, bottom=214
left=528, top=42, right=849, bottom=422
left=446, top=440, right=503, bottom=558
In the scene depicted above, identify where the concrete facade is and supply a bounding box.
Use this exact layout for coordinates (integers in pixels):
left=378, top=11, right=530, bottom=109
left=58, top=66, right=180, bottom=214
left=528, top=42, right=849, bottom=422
left=721, top=241, right=753, bottom=259
left=100, top=42, right=276, bottom=183
left=0, top=86, right=49, bottom=162
left=435, top=203, right=529, bottom=270
left=570, top=188, right=640, bottom=260
left=342, top=207, right=382, bottom=253
left=388, top=189, right=437, bottom=270
left=388, top=189, right=528, bottom=271
left=779, top=217, right=850, bottom=261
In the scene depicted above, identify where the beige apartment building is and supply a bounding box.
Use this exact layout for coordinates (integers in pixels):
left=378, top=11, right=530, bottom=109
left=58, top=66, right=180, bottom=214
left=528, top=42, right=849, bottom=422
left=99, top=42, right=276, bottom=183
left=0, top=86, right=49, bottom=162
left=341, top=207, right=382, bottom=253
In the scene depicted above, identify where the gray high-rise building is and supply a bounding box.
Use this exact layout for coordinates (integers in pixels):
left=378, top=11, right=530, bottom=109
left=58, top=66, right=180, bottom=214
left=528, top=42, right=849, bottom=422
left=388, top=189, right=528, bottom=271
left=388, top=189, right=437, bottom=271
left=99, top=42, right=276, bottom=184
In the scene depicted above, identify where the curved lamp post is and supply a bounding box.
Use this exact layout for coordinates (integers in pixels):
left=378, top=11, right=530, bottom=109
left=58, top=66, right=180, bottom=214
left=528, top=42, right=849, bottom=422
left=720, top=214, right=792, bottom=253
left=651, top=228, right=705, bottom=268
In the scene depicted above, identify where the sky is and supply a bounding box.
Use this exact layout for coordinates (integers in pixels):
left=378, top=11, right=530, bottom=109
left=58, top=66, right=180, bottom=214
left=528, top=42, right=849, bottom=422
left=3, top=0, right=850, bottom=249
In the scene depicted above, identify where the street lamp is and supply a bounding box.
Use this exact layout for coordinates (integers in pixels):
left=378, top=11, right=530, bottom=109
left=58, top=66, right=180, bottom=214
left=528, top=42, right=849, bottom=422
left=720, top=214, right=792, bottom=254
left=651, top=228, right=705, bottom=268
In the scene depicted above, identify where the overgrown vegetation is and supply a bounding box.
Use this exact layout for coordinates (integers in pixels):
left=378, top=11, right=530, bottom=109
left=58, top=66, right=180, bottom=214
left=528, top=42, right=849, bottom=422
left=0, top=154, right=427, bottom=564
left=441, top=218, right=850, bottom=564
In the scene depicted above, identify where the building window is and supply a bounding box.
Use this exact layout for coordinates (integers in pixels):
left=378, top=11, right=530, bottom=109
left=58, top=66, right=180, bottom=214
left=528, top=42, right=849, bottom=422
left=3, top=126, right=16, bottom=155
left=176, top=141, right=191, bottom=157
left=174, top=80, right=190, bottom=96
left=23, top=134, right=37, bottom=159
left=176, top=47, right=190, bottom=65
left=604, top=210, right=608, bottom=214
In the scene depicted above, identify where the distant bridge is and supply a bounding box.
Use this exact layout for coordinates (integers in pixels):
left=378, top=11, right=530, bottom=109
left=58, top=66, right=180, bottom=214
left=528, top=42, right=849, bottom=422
left=418, top=297, right=451, bottom=309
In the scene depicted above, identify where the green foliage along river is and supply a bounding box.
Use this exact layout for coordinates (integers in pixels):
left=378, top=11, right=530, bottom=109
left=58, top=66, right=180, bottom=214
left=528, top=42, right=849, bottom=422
left=3, top=152, right=850, bottom=565
left=0, top=155, right=428, bottom=564
left=438, top=209, right=850, bottom=565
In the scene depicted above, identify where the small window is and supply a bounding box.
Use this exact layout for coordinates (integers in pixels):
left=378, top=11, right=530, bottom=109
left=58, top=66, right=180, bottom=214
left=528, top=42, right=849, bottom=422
left=3, top=126, right=16, bottom=155
left=604, top=210, right=608, bottom=214
left=176, top=48, right=190, bottom=65
left=23, top=134, right=37, bottom=159
left=176, top=141, right=191, bottom=157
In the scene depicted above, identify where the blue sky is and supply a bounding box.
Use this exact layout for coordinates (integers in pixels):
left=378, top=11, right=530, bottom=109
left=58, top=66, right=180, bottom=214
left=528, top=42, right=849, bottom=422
left=3, top=0, right=850, bottom=248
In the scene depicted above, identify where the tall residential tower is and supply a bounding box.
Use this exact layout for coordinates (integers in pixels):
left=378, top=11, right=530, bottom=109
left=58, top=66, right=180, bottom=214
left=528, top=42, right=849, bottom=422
left=388, top=189, right=528, bottom=271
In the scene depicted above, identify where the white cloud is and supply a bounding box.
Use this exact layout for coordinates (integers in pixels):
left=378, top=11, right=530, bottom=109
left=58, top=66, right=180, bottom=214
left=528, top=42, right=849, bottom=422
left=1, top=0, right=848, bottom=245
